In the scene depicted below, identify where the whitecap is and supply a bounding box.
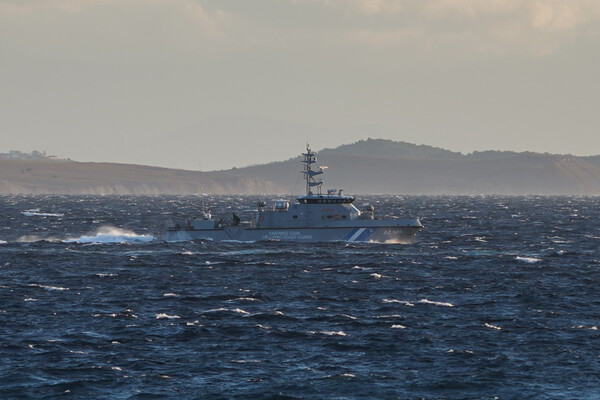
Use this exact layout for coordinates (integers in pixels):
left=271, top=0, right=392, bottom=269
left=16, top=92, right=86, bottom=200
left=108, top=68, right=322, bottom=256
left=155, top=313, right=180, bottom=319
left=312, top=330, right=347, bottom=336
left=22, top=209, right=64, bottom=217
left=64, top=226, right=154, bottom=244
left=418, top=299, right=454, bottom=307
left=231, top=359, right=262, bottom=364
left=516, top=256, right=541, bottom=264
left=376, top=314, right=403, bottom=319
left=325, top=373, right=356, bottom=379
left=163, top=293, right=179, bottom=297
left=484, top=323, right=502, bottom=330
left=575, top=325, right=598, bottom=330
left=391, top=324, right=406, bottom=329
left=382, top=299, right=414, bottom=307
left=229, top=297, right=260, bottom=302
left=0, top=240, right=6, bottom=245
left=17, top=235, right=52, bottom=243
left=204, top=261, right=225, bottom=265
left=202, top=307, right=229, bottom=314
left=28, top=283, right=69, bottom=291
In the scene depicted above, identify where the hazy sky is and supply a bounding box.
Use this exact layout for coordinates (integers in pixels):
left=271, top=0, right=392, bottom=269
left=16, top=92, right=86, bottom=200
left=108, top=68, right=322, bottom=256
left=2, top=0, right=599, bottom=170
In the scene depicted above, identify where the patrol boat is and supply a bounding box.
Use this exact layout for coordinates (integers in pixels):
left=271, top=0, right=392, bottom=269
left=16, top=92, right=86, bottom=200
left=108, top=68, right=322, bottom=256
left=165, top=145, right=422, bottom=242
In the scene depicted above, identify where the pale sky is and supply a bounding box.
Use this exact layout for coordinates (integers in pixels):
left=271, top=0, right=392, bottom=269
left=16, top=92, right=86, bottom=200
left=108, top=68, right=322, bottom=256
left=2, top=0, right=599, bottom=170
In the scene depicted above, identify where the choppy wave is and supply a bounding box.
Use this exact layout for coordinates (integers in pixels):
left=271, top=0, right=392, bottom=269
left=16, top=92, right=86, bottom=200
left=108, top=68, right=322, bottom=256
left=155, top=313, right=181, bottom=319
left=63, top=226, right=154, bottom=244
left=418, top=299, right=454, bottom=307
left=516, top=256, right=542, bottom=264
left=22, top=208, right=64, bottom=217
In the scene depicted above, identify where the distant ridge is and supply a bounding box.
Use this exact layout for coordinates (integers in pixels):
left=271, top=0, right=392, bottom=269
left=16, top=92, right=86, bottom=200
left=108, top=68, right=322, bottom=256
left=2, top=138, right=600, bottom=195
left=319, top=139, right=462, bottom=160
left=0, top=150, right=60, bottom=161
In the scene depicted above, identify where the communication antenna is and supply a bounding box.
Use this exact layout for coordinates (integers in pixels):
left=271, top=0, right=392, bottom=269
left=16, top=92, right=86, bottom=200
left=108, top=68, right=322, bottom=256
left=201, top=186, right=205, bottom=214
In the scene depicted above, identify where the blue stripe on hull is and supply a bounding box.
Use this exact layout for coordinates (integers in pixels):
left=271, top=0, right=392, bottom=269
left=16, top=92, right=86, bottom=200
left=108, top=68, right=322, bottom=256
left=356, top=228, right=374, bottom=241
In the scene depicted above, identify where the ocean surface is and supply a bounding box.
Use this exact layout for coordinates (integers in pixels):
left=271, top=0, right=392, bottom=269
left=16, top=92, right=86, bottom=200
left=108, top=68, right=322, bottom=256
left=1, top=195, right=599, bottom=399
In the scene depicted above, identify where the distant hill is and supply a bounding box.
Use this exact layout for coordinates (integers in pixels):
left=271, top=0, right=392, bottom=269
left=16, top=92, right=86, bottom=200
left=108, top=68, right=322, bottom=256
left=0, top=150, right=60, bottom=161
left=235, top=140, right=600, bottom=195
left=2, top=139, right=600, bottom=195
left=319, top=139, right=462, bottom=160
left=583, top=155, right=600, bottom=168
left=0, top=160, right=281, bottom=195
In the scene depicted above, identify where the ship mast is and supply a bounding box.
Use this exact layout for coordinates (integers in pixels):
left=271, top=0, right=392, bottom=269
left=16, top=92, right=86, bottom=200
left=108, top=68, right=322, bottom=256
left=301, top=144, right=323, bottom=195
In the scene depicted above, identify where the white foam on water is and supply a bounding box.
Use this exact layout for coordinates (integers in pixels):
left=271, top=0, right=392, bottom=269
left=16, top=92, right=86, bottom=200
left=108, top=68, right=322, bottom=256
left=382, top=299, right=415, bottom=307
left=64, top=226, right=154, bottom=244
left=516, top=256, right=541, bottom=264
left=312, top=330, right=347, bottom=336
left=391, top=324, right=406, bottom=329
left=418, top=299, right=454, bottom=307
left=202, top=307, right=229, bottom=314
left=376, top=314, right=404, bottom=319
left=17, top=235, right=61, bottom=243
left=155, top=313, right=181, bottom=319
left=28, top=283, right=69, bottom=291
left=229, top=297, right=260, bottom=302
left=484, top=323, right=502, bottom=330
left=381, top=238, right=413, bottom=244
left=0, top=240, right=6, bottom=245
left=22, top=209, right=64, bottom=217
left=95, top=273, right=118, bottom=277
left=575, top=325, right=598, bottom=330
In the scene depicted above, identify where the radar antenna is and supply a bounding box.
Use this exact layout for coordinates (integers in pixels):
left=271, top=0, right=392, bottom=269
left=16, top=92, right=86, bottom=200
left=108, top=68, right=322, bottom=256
left=301, top=144, right=324, bottom=195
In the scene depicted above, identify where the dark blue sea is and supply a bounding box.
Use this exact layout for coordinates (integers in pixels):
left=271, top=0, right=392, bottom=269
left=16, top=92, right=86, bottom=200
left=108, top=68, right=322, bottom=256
left=1, top=195, right=599, bottom=399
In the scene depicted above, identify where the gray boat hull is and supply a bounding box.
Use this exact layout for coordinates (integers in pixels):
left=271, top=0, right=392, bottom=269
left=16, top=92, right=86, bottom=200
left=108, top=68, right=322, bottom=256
left=165, top=220, right=422, bottom=243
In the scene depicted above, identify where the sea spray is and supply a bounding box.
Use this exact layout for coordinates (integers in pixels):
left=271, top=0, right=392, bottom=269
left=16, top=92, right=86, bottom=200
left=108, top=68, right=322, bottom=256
left=63, top=226, right=154, bottom=244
